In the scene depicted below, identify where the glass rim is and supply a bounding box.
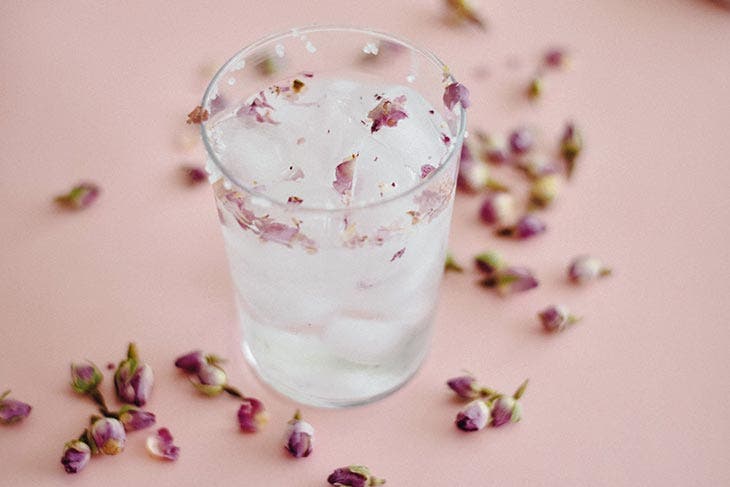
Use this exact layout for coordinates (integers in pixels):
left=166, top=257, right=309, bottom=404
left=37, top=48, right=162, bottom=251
left=200, top=24, right=467, bottom=214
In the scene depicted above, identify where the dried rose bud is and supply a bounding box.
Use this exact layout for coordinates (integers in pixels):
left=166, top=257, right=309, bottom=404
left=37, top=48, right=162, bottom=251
left=526, top=76, right=543, bottom=100
left=443, top=82, right=471, bottom=111
left=328, top=465, right=386, bottom=487
left=491, top=379, right=528, bottom=427
left=368, top=95, right=408, bottom=133
left=70, top=362, right=103, bottom=394
left=498, top=214, right=547, bottom=239
left=114, top=343, right=154, bottom=407
left=90, top=417, right=126, bottom=455
left=480, top=134, right=509, bottom=164
left=457, top=154, right=490, bottom=192
left=55, top=182, right=100, bottom=210
left=567, top=255, right=611, bottom=284
left=61, top=439, right=91, bottom=474
left=479, top=192, right=517, bottom=226
left=529, top=174, right=560, bottom=208
left=444, top=0, right=486, bottom=29
left=192, top=362, right=228, bottom=396
left=517, top=155, right=559, bottom=179
left=560, top=122, right=582, bottom=178
left=474, top=251, right=505, bottom=275
left=444, top=252, right=464, bottom=273
left=186, top=105, right=209, bottom=125
left=508, top=127, right=534, bottom=155
left=0, top=390, right=32, bottom=424
left=181, top=165, right=206, bottom=184
left=284, top=410, right=314, bottom=458
left=118, top=405, right=156, bottom=432
left=538, top=305, right=580, bottom=332
left=146, top=427, right=180, bottom=461
left=544, top=48, right=568, bottom=69
left=447, top=375, right=478, bottom=399
left=482, top=266, right=539, bottom=294
left=455, top=399, right=491, bottom=432
left=238, top=397, right=268, bottom=433
left=174, top=350, right=206, bottom=374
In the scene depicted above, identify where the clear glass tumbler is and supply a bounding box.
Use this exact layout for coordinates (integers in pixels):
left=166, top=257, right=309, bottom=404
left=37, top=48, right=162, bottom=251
left=200, top=26, right=466, bottom=407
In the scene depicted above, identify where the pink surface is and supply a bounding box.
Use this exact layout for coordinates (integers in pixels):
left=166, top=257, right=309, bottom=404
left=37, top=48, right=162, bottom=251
left=1, top=1, right=729, bottom=485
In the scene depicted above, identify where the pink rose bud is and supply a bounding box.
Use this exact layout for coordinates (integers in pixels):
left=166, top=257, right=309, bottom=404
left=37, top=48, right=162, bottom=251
left=508, top=127, right=534, bottom=155
left=481, top=134, right=509, bottom=164
left=284, top=410, right=314, bottom=458
left=455, top=399, right=491, bottom=432
left=174, top=350, right=206, bottom=374
left=517, top=155, right=559, bottom=179
left=327, top=465, right=386, bottom=487
left=118, top=405, right=156, bottom=432
left=530, top=174, right=560, bottom=208
left=474, top=251, right=505, bottom=275
left=367, top=95, right=408, bottom=133
left=491, top=379, right=528, bottom=427
left=544, top=48, right=568, bottom=69
left=54, top=182, right=100, bottom=210
left=90, top=417, right=126, bottom=455
left=498, top=214, right=547, bottom=240
left=114, top=343, right=154, bottom=407
left=538, top=305, right=580, bottom=332
left=146, top=427, right=180, bottom=461
left=61, top=439, right=91, bottom=474
left=560, top=122, right=582, bottom=178
left=181, top=165, right=207, bottom=184
left=70, top=363, right=103, bottom=394
left=482, top=266, right=539, bottom=294
left=447, top=375, right=478, bottom=399
left=457, top=152, right=490, bottom=192
left=192, top=362, right=228, bottom=396
left=238, top=397, right=268, bottom=433
left=479, top=192, right=517, bottom=226
left=568, top=255, right=611, bottom=284
left=443, top=82, right=471, bottom=111
left=0, top=390, right=32, bottom=424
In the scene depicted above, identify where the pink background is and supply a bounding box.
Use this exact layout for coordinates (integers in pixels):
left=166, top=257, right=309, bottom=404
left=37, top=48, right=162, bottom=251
left=1, top=1, right=729, bottom=485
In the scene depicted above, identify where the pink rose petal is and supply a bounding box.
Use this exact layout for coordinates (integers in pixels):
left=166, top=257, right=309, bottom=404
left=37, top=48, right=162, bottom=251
left=443, top=82, right=471, bottom=111
left=367, top=95, right=408, bottom=133
left=333, top=154, right=358, bottom=196
left=146, top=427, right=179, bottom=461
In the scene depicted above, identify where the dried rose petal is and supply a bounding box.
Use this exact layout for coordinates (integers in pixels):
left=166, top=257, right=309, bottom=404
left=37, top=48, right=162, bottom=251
left=509, top=127, right=534, bottom=154
left=444, top=0, right=486, bottom=28
left=328, top=465, right=385, bottom=487
left=390, top=248, right=405, bottom=262
left=443, top=82, right=471, bottom=111
left=90, top=417, right=126, bottom=455
left=238, top=397, right=268, bottom=433
left=420, top=164, right=437, bottom=178
left=567, top=255, right=611, bottom=284
left=287, top=196, right=303, bottom=206
left=0, top=391, right=31, bottom=425
left=284, top=410, right=314, bottom=458
left=118, top=405, right=156, bottom=432
left=237, top=91, right=279, bottom=124
left=455, top=399, right=490, bottom=431
left=333, top=154, right=358, bottom=196
left=55, top=182, right=100, bottom=210
left=146, top=427, right=180, bottom=461
left=61, top=439, right=91, bottom=474
left=538, top=305, right=579, bottom=332
left=479, top=192, right=517, bottom=226
left=368, top=95, right=408, bottom=133
left=186, top=105, right=209, bottom=125
left=447, top=376, right=478, bottom=399
left=260, top=221, right=300, bottom=246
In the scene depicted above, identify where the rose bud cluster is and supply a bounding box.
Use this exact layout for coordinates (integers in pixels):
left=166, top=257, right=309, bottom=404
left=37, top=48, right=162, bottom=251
left=447, top=375, right=529, bottom=432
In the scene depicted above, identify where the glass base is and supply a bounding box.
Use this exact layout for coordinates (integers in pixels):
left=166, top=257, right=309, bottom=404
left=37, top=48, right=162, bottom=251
left=242, top=340, right=426, bottom=408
